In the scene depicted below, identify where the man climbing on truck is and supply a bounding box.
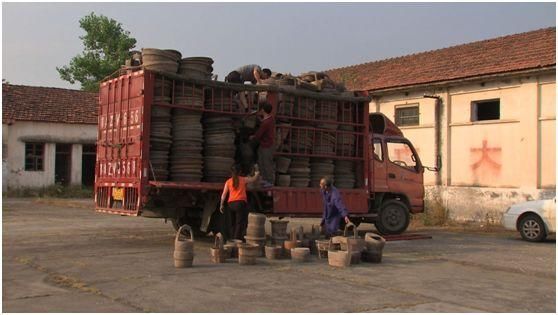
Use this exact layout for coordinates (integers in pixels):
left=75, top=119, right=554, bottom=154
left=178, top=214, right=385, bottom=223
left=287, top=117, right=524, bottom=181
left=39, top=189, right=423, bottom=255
left=249, top=102, right=275, bottom=187
left=225, top=64, right=272, bottom=111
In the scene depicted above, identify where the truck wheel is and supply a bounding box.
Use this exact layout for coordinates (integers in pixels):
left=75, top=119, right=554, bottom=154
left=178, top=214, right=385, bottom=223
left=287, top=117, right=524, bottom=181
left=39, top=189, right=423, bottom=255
left=519, top=214, right=547, bottom=242
left=375, top=200, right=410, bottom=235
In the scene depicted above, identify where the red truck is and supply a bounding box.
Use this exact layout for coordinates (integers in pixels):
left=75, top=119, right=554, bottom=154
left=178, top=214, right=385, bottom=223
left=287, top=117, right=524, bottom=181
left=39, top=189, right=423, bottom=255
left=95, top=69, right=426, bottom=234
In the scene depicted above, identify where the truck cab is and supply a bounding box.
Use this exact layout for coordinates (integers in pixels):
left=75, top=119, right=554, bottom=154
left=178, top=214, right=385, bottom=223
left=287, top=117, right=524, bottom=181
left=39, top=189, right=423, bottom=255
left=358, top=113, right=424, bottom=234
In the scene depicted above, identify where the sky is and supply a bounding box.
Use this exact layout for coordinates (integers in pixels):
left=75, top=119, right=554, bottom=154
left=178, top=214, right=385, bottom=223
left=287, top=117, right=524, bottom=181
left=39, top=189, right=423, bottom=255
left=2, top=2, right=556, bottom=90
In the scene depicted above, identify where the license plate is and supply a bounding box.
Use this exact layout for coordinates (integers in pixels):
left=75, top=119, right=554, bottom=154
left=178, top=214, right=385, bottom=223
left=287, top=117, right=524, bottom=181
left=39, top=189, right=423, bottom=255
left=112, top=187, right=124, bottom=201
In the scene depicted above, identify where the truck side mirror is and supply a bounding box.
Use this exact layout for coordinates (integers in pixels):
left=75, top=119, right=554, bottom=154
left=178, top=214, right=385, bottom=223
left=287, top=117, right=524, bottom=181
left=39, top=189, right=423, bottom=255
left=424, top=155, right=442, bottom=172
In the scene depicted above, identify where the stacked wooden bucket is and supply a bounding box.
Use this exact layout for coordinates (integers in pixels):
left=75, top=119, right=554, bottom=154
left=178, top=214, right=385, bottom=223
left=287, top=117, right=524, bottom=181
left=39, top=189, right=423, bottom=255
left=328, top=223, right=365, bottom=267
left=245, top=213, right=266, bottom=256
left=238, top=243, right=259, bottom=265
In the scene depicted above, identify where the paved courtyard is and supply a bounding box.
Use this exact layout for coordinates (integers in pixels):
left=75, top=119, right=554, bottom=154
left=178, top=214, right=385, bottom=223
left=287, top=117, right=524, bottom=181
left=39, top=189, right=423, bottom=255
left=3, top=198, right=555, bottom=312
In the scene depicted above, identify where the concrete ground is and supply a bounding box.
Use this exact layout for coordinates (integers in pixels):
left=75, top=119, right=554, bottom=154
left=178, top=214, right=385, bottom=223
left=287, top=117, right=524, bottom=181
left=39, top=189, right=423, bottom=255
left=3, top=198, right=555, bottom=312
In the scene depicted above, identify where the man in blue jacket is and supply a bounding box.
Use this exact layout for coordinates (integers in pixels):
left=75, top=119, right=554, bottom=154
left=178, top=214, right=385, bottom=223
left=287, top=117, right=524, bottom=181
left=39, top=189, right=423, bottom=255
left=319, top=177, right=350, bottom=237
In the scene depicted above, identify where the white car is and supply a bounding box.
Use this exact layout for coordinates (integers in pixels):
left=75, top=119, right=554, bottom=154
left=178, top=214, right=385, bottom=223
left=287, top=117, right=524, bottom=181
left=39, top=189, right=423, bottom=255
left=502, top=198, right=556, bottom=242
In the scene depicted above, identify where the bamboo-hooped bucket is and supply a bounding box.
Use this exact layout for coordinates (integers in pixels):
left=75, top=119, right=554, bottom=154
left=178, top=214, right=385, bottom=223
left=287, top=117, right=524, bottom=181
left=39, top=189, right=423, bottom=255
left=238, top=243, right=259, bottom=265
left=362, top=233, right=386, bottom=263
left=174, top=225, right=194, bottom=268
left=336, top=223, right=365, bottom=252
left=210, top=233, right=226, bottom=264
left=328, top=239, right=350, bottom=268
left=283, top=227, right=302, bottom=258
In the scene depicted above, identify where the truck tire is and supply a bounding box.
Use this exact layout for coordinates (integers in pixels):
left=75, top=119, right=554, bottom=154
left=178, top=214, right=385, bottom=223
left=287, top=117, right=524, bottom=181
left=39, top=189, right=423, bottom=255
left=519, top=214, right=547, bottom=242
left=375, top=200, right=410, bottom=235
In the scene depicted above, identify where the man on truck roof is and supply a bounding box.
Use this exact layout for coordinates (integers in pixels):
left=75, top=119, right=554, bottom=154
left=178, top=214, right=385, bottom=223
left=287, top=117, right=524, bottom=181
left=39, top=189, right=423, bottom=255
left=225, top=64, right=271, bottom=85
left=225, top=65, right=272, bottom=111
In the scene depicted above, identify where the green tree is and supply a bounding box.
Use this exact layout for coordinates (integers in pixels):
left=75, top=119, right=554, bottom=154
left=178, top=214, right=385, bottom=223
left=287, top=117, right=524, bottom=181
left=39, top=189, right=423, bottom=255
left=57, top=13, right=137, bottom=92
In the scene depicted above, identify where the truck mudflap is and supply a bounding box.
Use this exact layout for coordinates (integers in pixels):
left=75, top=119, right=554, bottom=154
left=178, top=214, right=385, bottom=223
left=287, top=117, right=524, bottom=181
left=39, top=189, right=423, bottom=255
left=272, top=187, right=369, bottom=214
left=95, top=183, right=141, bottom=216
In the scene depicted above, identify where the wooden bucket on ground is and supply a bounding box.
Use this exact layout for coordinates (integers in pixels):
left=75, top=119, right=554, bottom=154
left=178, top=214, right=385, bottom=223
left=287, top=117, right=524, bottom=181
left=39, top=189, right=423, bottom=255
left=291, top=248, right=310, bottom=263
left=174, top=225, right=194, bottom=268
left=328, top=238, right=350, bottom=267
left=224, top=239, right=243, bottom=258
left=265, top=245, right=283, bottom=260
left=238, top=243, right=259, bottom=265
left=283, top=227, right=302, bottom=258
left=315, top=239, right=330, bottom=259
left=210, top=233, right=226, bottom=263
left=245, top=237, right=266, bottom=257
left=362, top=233, right=386, bottom=263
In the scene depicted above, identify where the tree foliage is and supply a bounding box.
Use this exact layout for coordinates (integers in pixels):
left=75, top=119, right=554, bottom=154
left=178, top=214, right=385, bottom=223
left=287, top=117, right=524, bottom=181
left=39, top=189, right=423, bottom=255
left=57, top=13, right=137, bottom=92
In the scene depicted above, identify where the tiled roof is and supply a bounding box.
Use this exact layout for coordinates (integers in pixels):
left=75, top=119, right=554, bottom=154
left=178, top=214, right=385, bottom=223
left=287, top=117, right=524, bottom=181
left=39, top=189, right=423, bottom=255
left=2, top=84, right=98, bottom=124
left=326, top=27, right=556, bottom=92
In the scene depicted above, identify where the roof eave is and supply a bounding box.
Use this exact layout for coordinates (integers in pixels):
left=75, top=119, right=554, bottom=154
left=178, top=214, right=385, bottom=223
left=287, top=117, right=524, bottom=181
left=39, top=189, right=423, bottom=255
left=3, top=118, right=98, bottom=125
left=367, top=65, right=556, bottom=96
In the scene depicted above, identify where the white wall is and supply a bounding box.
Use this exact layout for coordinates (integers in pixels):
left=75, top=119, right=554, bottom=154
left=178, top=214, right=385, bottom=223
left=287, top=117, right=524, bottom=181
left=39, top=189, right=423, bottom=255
left=4, top=121, right=97, bottom=189
left=371, top=71, right=556, bottom=222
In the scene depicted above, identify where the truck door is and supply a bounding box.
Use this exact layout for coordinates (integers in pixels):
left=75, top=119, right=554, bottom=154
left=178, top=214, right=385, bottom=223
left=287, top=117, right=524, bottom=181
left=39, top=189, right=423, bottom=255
left=385, top=139, right=424, bottom=212
left=371, top=137, right=388, bottom=192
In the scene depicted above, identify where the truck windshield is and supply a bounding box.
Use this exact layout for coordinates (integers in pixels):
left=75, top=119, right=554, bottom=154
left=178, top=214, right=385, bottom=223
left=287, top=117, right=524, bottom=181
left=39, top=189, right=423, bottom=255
left=386, top=141, right=417, bottom=170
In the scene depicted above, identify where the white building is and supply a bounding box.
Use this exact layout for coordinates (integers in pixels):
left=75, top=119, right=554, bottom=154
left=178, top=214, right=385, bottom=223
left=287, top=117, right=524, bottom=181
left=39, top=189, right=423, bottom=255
left=2, top=84, right=98, bottom=190
left=327, top=28, right=556, bottom=222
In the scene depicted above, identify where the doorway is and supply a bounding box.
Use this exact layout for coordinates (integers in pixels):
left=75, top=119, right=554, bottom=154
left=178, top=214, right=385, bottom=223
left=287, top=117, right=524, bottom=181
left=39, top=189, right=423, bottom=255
left=82, top=144, right=96, bottom=187
left=55, top=144, right=72, bottom=186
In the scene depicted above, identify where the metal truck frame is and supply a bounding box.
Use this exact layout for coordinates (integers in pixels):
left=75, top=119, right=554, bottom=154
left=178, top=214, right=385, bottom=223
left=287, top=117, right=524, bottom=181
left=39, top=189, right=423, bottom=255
left=95, top=69, right=425, bottom=234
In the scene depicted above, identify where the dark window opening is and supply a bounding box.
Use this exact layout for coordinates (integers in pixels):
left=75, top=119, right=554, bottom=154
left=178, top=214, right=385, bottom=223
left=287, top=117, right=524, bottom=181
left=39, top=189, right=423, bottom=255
left=55, top=144, right=72, bottom=186
left=395, top=106, right=419, bottom=126
left=82, top=144, right=96, bottom=187
left=472, top=99, right=500, bottom=121
left=25, top=143, right=45, bottom=171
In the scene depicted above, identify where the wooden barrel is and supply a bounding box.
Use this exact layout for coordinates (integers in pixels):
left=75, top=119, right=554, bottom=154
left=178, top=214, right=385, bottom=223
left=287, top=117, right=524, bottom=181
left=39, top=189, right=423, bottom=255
left=174, top=225, right=194, bottom=268
left=238, top=243, right=259, bottom=265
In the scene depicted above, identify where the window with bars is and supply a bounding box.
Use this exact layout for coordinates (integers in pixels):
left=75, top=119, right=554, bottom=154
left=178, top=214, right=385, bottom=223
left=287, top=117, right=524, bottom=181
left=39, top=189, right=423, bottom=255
left=25, top=143, right=44, bottom=171
left=395, top=106, right=419, bottom=126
